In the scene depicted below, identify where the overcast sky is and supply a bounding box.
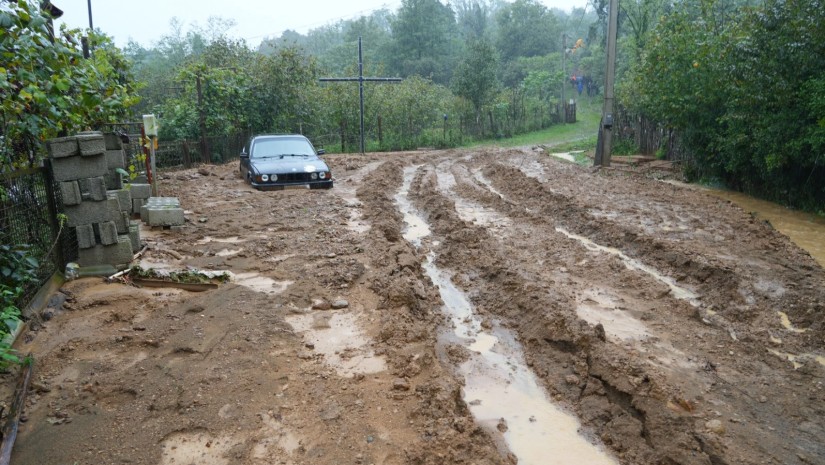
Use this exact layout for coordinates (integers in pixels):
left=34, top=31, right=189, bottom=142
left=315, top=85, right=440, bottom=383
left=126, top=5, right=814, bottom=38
left=54, top=0, right=590, bottom=48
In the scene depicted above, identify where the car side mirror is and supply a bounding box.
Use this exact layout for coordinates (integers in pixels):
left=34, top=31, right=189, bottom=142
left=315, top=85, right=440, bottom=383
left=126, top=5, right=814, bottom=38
left=316, top=149, right=326, bottom=155
left=240, top=150, right=248, bottom=159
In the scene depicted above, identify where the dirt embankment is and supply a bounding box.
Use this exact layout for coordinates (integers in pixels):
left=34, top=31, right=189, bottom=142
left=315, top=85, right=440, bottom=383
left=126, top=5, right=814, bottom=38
left=2, top=147, right=823, bottom=465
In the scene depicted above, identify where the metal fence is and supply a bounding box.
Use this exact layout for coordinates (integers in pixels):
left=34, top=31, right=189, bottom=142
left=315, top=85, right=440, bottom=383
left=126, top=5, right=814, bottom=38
left=0, top=162, right=75, bottom=311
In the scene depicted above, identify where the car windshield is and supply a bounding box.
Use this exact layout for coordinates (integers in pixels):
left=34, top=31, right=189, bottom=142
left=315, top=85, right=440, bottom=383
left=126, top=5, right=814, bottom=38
left=251, top=138, right=317, bottom=158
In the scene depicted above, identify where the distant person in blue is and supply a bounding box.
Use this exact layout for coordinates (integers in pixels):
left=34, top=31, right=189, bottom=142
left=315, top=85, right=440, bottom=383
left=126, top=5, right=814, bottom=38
left=576, top=76, right=584, bottom=96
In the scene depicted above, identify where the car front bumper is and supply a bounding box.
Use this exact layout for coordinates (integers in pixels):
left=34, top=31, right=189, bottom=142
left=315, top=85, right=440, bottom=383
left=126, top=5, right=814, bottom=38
left=250, top=179, right=333, bottom=191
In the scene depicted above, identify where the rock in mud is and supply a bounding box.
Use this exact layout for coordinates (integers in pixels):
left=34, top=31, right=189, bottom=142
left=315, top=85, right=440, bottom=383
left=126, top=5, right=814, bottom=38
left=331, top=299, right=349, bottom=309
left=392, top=378, right=411, bottom=391
left=496, top=418, right=508, bottom=432
left=705, top=419, right=725, bottom=435
left=311, top=299, right=331, bottom=310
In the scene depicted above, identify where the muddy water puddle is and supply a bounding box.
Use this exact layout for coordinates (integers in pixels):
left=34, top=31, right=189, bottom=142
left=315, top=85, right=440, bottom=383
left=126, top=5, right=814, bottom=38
left=707, top=189, right=825, bottom=267
left=436, top=169, right=511, bottom=233
left=397, top=165, right=617, bottom=465
left=576, top=290, right=650, bottom=342
left=286, top=311, right=386, bottom=377
left=549, top=151, right=579, bottom=163
left=334, top=160, right=382, bottom=233
left=395, top=166, right=431, bottom=246
left=231, top=273, right=292, bottom=295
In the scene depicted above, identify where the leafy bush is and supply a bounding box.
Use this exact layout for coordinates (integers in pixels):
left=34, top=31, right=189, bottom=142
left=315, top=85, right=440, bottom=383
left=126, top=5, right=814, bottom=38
left=622, top=0, right=825, bottom=211
left=0, top=244, right=39, bottom=367
left=0, top=0, right=139, bottom=170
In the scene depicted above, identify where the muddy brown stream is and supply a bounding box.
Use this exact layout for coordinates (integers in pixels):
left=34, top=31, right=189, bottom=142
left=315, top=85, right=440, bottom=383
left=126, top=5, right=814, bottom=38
left=705, top=189, right=825, bottom=267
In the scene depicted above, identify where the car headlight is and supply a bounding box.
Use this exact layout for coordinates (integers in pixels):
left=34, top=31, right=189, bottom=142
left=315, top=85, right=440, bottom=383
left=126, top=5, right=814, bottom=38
left=319, top=171, right=328, bottom=179
left=311, top=173, right=318, bottom=180
left=261, top=174, right=269, bottom=182
left=271, top=174, right=278, bottom=182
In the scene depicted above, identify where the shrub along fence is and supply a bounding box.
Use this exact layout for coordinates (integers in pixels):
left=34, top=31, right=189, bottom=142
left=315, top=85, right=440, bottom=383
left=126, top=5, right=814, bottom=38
left=0, top=163, right=76, bottom=313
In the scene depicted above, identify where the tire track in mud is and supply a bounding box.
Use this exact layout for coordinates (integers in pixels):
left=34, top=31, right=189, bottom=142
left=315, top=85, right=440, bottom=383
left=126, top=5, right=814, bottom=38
left=354, top=156, right=508, bottom=465
left=399, top=150, right=825, bottom=465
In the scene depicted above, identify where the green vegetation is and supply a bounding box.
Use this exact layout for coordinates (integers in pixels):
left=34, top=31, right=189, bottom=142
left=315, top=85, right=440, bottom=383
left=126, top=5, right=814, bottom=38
left=619, top=0, right=824, bottom=210
left=128, top=0, right=597, bottom=152
left=2, top=0, right=822, bottom=210
left=131, top=266, right=230, bottom=284
left=465, top=100, right=601, bottom=148
left=0, top=244, right=38, bottom=367
left=0, top=0, right=139, bottom=170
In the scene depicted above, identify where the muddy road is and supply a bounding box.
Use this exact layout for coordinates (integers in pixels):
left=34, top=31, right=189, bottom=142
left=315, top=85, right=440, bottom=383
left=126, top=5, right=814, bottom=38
left=6, top=147, right=824, bottom=465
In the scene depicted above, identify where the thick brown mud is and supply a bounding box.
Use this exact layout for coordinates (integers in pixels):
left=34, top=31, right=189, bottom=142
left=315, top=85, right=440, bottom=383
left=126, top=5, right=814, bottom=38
left=2, top=147, right=823, bottom=465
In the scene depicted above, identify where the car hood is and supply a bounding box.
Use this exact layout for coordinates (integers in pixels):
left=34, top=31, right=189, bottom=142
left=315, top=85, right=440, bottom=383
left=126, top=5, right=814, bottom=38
left=250, top=157, right=329, bottom=174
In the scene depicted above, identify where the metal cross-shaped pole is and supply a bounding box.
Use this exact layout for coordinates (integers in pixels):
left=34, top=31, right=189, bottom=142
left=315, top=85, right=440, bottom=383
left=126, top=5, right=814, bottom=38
left=320, top=37, right=402, bottom=153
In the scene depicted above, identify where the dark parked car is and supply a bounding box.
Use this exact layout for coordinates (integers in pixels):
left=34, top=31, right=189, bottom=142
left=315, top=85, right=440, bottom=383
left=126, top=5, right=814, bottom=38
left=239, top=135, right=333, bottom=190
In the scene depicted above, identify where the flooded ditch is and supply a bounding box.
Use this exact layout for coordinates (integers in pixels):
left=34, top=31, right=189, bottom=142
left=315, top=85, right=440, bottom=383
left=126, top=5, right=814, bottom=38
left=396, top=165, right=618, bottom=465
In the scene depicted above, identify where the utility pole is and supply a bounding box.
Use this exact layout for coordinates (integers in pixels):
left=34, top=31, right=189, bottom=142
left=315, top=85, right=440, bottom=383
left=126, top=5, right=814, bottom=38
left=596, top=0, right=619, bottom=167
left=86, top=0, right=93, bottom=30
left=561, top=33, right=566, bottom=123
left=320, top=37, right=402, bottom=154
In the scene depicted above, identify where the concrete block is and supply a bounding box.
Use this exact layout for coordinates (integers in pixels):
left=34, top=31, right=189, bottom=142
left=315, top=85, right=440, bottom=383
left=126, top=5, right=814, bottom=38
left=115, top=211, right=129, bottom=234
left=128, top=222, right=141, bottom=253
left=97, top=221, right=119, bottom=246
left=146, top=197, right=180, bottom=207
left=47, top=137, right=79, bottom=159
left=107, top=189, right=132, bottom=213
left=78, top=235, right=133, bottom=267
left=129, top=183, right=152, bottom=200
left=132, top=198, right=146, bottom=216
left=132, top=174, right=149, bottom=184
left=105, top=149, right=126, bottom=169
left=146, top=206, right=185, bottom=227
left=141, top=197, right=181, bottom=222
left=65, top=198, right=120, bottom=228
left=77, top=176, right=107, bottom=201
left=75, top=224, right=95, bottom=249
left=77, top=132, right=106, bottom=156
left=52, top=153, right=107, bottom=182
left=103, top=133, right=123, bottom=150
left=59, top=181, right=82, bottom=206
left=104, top=171, right=123, bottom=190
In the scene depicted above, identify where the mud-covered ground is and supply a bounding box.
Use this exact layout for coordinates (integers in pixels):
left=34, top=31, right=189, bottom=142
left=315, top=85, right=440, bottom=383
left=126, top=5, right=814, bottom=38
left=4, top=147, right=824, bottom=465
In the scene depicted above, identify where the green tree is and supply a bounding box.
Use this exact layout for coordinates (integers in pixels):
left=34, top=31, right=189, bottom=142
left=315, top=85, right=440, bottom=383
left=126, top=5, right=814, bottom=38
left=452, top=39, right=499, bottom=131
left=495, top=0, right=560, bottom=62
left=389, top=0, right=457, bottom=84
left=0, top=0, right=138, bottom=170
left=625, top=0, right=825, bottom=209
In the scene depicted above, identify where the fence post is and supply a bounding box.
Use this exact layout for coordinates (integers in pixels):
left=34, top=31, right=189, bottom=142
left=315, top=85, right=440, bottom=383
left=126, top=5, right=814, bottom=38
left=41, top=159, right=65, bottom=269
left=182, top=140, right=191, bottom=168
left=378, top=115, right=383, bottom=148
left=340, top=120, right=346, bottom=153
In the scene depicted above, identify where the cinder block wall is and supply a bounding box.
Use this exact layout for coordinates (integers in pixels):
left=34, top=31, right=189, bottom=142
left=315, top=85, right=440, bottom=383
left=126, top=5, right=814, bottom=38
left=47, top=132, right=141, bottom=268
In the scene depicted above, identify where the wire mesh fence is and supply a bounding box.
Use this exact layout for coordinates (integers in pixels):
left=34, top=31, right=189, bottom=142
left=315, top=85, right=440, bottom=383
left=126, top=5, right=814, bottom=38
left=0, top=162, right=75, bottom=311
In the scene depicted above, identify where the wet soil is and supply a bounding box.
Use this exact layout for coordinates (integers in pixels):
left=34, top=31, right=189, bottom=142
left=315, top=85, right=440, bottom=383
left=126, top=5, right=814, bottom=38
left=4, top=147, right=824, bottom=465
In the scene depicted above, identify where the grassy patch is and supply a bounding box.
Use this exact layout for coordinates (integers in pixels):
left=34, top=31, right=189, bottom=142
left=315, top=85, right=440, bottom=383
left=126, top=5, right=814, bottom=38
left=465, top=98, right=602, bottom=149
